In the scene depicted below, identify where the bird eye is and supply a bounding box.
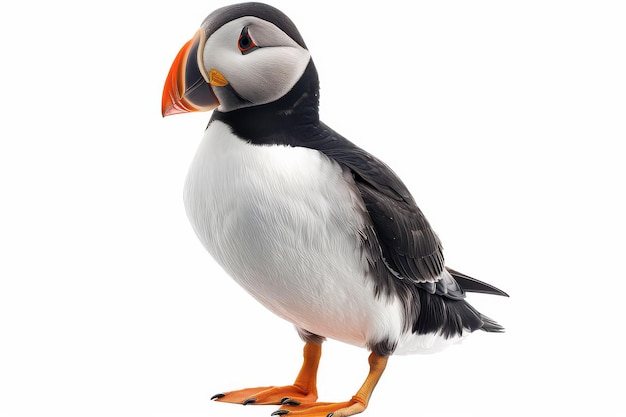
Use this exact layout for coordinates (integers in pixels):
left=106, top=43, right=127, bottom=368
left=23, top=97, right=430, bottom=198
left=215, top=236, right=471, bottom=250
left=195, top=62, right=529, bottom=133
left=238, top=27, right=259, bottom=54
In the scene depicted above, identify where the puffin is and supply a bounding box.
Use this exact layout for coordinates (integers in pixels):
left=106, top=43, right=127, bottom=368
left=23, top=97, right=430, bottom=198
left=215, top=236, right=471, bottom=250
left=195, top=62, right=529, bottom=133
left=161, top=3, right=508, bottom=417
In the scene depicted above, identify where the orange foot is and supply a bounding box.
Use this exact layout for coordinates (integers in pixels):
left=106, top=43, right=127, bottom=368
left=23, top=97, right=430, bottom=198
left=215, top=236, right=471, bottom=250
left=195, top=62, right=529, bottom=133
left=211, top=344, right=388, bottom=417
left=211, top=384, right=317, bottom=406
left=271, top=396, right=367, bottom=417
left=212, top=342, right=321, bottom=406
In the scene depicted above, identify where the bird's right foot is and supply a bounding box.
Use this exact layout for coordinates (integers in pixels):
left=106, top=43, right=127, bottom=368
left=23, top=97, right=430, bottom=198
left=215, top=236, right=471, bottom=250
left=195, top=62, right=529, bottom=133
left=211, top=385, right=317, bottom=406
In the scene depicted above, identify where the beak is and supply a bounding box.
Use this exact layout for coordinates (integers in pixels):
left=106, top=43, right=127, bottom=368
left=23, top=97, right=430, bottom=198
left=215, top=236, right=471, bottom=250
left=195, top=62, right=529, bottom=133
left=161, top=30, right=218, bottom=117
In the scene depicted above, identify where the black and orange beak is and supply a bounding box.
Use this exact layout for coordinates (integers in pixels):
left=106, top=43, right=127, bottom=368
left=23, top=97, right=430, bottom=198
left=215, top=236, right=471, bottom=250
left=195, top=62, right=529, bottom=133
left=161, top=30, right=219, bottom=117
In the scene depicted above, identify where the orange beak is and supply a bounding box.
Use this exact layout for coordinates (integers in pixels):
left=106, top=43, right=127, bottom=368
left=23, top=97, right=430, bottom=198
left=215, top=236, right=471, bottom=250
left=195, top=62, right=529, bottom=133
left=161, top=30, right=219, bottom=117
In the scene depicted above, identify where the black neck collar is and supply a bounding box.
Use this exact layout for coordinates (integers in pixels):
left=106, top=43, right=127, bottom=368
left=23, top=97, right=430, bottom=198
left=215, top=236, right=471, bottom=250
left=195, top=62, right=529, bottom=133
left=209, top=59, right=321, bottom=146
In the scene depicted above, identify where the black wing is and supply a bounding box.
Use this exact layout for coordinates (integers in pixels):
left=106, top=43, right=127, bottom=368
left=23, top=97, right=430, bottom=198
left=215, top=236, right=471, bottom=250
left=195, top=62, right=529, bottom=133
left=309, top=126, right=510, bottom=300
left=309, top=123, right=446, bottom=286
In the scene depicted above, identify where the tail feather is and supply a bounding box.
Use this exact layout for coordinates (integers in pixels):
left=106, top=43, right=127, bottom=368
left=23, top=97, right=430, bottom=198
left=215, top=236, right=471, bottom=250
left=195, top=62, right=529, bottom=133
left=446, top=267, right=509, bottom=297
left=480, top=314, right=505, bottom=333
left=444, top=268, right=508, bottom=333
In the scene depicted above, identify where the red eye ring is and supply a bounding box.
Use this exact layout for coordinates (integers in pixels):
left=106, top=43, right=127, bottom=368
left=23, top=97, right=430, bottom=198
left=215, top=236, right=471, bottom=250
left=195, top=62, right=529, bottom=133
left=238, top=26, right=259, bottom=54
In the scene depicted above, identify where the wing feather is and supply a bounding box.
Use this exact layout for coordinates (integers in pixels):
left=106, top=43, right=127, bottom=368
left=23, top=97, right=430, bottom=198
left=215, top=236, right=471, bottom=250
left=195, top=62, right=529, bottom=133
left=311, top=124, right=445, bottom=284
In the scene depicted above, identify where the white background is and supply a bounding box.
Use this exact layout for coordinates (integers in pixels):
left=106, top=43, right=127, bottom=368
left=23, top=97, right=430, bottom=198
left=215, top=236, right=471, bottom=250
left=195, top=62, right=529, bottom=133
left=1, top=1, right=625, bottom=416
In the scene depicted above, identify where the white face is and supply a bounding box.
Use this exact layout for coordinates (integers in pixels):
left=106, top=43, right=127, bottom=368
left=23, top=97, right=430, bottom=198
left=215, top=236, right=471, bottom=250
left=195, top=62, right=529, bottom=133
left=201, top=16, right=311, bottom=112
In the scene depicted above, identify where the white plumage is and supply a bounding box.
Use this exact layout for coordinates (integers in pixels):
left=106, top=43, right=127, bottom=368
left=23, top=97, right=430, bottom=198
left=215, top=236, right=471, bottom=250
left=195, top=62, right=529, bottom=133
left=202, top=17, right=311, bottom=111
left=184, top=120, right=465, bottom=354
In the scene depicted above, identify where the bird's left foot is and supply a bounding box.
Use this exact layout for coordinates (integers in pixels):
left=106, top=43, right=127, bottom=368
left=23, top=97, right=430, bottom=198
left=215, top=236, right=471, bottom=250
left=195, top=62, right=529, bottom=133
left=212, top=342, right=322, bottom=406
left=211, top=384, right=317, bottom=406
left=271, top=396, right=366, bottom=417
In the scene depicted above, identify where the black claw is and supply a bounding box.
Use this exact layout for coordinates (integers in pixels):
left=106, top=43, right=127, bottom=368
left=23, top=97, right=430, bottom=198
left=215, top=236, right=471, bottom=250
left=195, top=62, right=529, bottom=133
left=280, top=398, right=301, bottom=406
left=271, top=410, right=289, bottom=416
left=211, top=393, right=225, bottom=400
left=243, top=398, right=257, bottom=405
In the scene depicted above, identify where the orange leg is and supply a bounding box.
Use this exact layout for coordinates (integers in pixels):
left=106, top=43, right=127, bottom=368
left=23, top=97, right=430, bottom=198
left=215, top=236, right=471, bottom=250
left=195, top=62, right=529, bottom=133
left=211, top=342, right=321, bottom=405
left=271, top=352, right=388, bottom=417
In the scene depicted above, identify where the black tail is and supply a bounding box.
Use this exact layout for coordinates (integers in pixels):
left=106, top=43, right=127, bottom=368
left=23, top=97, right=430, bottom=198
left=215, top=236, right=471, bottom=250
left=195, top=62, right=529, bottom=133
left=446, top=267, right=508, bottom=333
left=479, top=313, right=505, bottom=333
left=446, top=267, right=509, bottom=297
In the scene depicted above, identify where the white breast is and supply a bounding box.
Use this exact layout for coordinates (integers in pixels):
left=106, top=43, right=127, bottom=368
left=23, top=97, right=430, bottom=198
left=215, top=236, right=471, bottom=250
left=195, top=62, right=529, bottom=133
left=183, top=121, right=405, bottom=348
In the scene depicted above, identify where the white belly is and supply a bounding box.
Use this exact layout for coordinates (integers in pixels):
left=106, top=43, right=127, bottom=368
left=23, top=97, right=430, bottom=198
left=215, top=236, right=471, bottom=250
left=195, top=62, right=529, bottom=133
left=183, top=121, right=405, bottom=347
left=183, top=121, right=471, bottom=355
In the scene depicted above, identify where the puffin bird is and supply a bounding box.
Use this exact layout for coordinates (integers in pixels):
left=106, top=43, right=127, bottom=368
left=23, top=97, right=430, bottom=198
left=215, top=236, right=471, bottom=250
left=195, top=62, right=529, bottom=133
left=162, top=3, right=508, bottom=416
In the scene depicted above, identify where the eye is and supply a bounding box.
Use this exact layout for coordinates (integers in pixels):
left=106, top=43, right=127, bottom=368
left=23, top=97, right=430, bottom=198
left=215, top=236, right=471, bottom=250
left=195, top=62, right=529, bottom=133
left=238, top=26, right=259, bottom=54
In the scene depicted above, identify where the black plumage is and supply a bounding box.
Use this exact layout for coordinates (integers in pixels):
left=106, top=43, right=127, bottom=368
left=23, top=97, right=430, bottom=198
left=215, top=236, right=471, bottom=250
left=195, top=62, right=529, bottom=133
left=211, top=59, right=507, bottom=352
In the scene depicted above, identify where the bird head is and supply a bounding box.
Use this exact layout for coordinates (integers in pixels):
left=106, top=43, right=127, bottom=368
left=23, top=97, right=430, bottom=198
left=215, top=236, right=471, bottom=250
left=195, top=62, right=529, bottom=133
left=162, top=2, right=312, bottom=116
